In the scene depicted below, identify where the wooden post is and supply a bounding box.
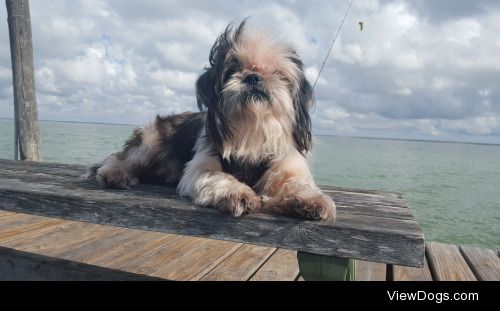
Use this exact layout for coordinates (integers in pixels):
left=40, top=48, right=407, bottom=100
left=6, top=0, right=42, bottom=161
left=297, top=252, right=355, bottom=281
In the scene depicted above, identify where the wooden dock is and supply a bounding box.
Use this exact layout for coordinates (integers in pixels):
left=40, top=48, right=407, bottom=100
left=0, top=210, right=498, bottom=280
left=0, top=159, right=498, bottom=281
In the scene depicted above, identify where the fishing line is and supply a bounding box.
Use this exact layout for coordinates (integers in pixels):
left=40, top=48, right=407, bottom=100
left=312, top=0, right=355, bottom=90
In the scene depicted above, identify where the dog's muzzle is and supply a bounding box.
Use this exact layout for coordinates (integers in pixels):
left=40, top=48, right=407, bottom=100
left=242, top=74, right=270, bottom=102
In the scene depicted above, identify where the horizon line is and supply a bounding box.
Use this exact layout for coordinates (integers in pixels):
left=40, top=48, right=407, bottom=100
left=1, top=117, right=499, bottom=147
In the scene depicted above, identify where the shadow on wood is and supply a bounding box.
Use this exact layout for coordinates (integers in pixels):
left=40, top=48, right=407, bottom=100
left=0, top=246, right=164, bottom=281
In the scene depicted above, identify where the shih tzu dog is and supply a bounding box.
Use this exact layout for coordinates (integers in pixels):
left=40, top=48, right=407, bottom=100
left=85, top=21, right=336, bottom=221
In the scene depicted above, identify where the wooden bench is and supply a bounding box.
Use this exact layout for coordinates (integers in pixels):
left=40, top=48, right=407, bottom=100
left=0, top=159, right=425, bottom=280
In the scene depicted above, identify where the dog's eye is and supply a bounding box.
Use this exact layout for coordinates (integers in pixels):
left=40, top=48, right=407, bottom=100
left=273, top=70, right=290, bottom=83
left=273, top=70, right=288, bottom=79
left=226, top=68, right=236, bottom=77
left=223, top=64, right=240, bottom=82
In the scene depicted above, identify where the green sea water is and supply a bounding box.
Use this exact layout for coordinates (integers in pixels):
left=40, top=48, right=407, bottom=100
left=1, top=119, right=499, bottom=250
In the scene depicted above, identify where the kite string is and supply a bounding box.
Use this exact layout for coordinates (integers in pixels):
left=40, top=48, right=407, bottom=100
left=312, top=0, right=355, bottom=90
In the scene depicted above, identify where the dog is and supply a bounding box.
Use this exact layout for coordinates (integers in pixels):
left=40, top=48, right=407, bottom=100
left=85, top=21, right=336, bottom=221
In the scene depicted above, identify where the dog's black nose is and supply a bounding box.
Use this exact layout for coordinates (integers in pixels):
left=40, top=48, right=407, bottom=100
left=244, top=74, right=262, bottom=85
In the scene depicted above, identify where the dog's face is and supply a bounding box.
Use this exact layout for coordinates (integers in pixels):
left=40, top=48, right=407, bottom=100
left=196, top=21, right=314, bottom=158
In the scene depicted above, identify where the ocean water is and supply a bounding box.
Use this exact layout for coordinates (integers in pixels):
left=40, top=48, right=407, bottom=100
left=1, top=119, right=499, bottom=250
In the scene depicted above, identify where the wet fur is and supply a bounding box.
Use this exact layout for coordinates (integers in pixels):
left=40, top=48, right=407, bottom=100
left=85, top=21, right=335, bottom=221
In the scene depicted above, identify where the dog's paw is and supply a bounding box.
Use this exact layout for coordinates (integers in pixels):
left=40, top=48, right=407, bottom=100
left=96, top=166, right=138, bottom=189
left=215, top=186, right=262, bottom=217
left=291, top=193, right=336, bottom=221
left=264, top=191, right=336, bottom=222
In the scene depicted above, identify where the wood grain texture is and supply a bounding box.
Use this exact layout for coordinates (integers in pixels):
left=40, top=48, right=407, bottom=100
left=78, top=231, right=175, bottom=267
left=2, top=221, right=121, bottom=255
left=0, top=211, right=57, bottom=233
left=426, top=242, right=476, bottom=281
left=0, top=211, right=17, bottom=219
left=53, top=227, right=145, bottom=261
left=250, top=249, right=300, bottom=281
left=393, top=255, right=433, bottom=281
left=0, top=159, right=424, bottom=267
left=201, top=244, right=276, bottom=281
left=84, top=234, right=183, bottom=269
left=6, top=0, right=42, bottom=161
left=355, top=260, right=387, bottom=281
left=150, top=237, right=242, bottom=281
left=114, top=235, right=237, bottom=279
left=0, top=246, right=163, bottom=281
left=460, top=246, right=500, bottom=281
left=0, top=217, right=65, bottom=244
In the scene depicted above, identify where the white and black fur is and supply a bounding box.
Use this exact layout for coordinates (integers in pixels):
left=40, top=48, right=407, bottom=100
left=85, top=21, right=336, bottom=221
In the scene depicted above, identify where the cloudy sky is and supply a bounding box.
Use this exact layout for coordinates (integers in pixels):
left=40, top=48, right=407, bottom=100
left=1, top=0, right=500, bottom=143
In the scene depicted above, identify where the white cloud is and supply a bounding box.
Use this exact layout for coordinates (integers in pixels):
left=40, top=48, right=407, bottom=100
left=51, top=48, right=109, bottom=85
left=393, top=87, right=413, bottom=96
left=0, top=0, right=499, bottom=142
left=150, top=69, right=198, bottom=92
left=443, top=18, right=482, bottom=46
left=305, top=66, right=328, bottom=87
left=36, top=67, right=60, bottom=93
left=442, top=116, right=500, bottom=135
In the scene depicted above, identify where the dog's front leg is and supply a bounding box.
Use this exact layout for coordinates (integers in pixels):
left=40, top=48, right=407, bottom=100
left=178, top=143, right=261, bottom=216
left=257, top=150, right=336, bottom=221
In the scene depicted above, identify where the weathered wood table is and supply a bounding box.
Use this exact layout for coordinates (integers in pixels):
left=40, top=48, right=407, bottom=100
left=0, top=159, right=425, bottom=280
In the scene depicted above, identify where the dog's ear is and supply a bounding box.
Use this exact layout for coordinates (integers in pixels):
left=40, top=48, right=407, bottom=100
left=196, top=69, right=218, bottom=112
left=290, top=57, right=314, bottom=154
left=197, top=56, right=237, bottom=153
left=196, top=69, right=231, bottom=153
left=196, top=22, right=247, bottom=153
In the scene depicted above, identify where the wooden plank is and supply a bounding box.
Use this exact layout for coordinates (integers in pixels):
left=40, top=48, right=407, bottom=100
left=2, top=220, right=120, bottom=254
left=0, top=213, right=211, bottom=279
left=83, top=234, right=184, bottom=269
left=393, top=255, right=433, bottom=281
left=150, top=238, right=242, bottom=280
left=426, top=242, right=476, bottom=281
left=0, top=211, right=57, bottom=228
left=250, top=249, right=300, bottom=281
left=0, top=166, right=414, bottom=220
left=0, top=212, right=56, bottom=233
left=0, top=218, right=65, bottom=244
left=79, top=231, right=175, bottom=266
left=53, top=228, right=145, bottom=261
left=321, top=185, right=403, bottom=199
left=0, top=160, right=86, bottom=177
left=355, top=260, right=387, bottom=281
left=201, top=244, right=276, bottom=281
left=0, top=159, right=425, bottom=267
left=0, top=246, right=163, bottom=281
left=0, top=166, right=414, bottom=221
left=0, top=210, right=17, bottom=219
left=115, top=235, right=237, bottom=279
left=460, top=246, right=500, bottom=281
left=115, top=235, right=201, bottom=274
